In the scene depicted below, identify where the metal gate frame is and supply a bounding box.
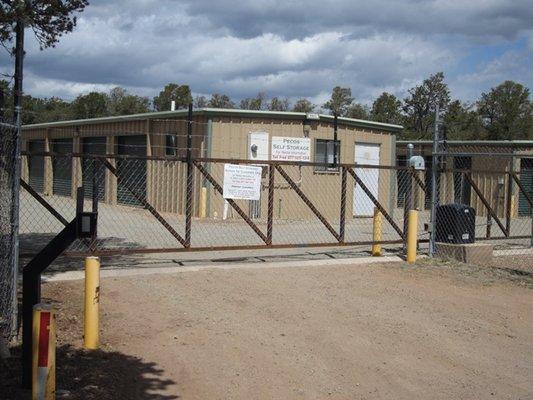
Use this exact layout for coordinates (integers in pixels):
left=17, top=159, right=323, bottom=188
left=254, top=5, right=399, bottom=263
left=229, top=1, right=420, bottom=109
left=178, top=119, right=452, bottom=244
left=20, top=151, right=411, bottom=256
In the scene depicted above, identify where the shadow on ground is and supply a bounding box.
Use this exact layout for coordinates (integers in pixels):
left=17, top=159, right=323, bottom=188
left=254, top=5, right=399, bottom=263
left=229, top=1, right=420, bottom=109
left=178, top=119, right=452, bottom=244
left=19, top=233, right=152, bottom=273
left=1, top=345, right=178, bottom=400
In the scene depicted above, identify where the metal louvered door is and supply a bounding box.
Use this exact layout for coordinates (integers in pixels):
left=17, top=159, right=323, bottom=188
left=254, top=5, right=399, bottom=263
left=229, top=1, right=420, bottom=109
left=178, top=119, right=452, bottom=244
left=52, top=139, right=73, bottom=196
left=82, top=137, right=106, bottom=201
left=117, top=135, right=146, bottom=207
left=28, top=140, right=45, bottom=192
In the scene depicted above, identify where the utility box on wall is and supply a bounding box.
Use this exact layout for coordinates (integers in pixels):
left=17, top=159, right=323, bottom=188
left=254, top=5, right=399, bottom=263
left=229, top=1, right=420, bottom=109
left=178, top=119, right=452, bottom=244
left=248, top=131, right=269, bottom=162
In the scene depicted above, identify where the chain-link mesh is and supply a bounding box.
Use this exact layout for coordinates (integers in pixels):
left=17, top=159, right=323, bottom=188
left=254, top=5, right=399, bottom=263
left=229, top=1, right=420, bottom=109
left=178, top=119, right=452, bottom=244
left=0, top=120, right=19, bottom=339
left=17, top=139, right=532, bottom=269
left=19, top=152, right=419, bottom=256
left=429, top=144, right=533, bottom=267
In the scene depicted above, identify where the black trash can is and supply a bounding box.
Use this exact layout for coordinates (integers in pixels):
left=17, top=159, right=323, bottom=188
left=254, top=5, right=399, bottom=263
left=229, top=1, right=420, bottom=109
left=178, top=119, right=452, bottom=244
left=435, top=204, right=476, bottom=244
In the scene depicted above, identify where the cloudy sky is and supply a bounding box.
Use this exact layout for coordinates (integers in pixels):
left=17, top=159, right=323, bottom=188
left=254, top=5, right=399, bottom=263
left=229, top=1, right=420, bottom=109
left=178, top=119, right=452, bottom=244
left=2, top=0, right=532, bottom=106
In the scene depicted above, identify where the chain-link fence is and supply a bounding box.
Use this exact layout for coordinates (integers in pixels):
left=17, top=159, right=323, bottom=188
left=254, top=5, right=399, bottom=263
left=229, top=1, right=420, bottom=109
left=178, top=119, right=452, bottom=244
left=428, top=143, right=533, bottom=266
left=0, top=119, right=20, bottom=340
left=18, top=151, right=419, bottom=256
left=17, top=135, right=533, bottom=269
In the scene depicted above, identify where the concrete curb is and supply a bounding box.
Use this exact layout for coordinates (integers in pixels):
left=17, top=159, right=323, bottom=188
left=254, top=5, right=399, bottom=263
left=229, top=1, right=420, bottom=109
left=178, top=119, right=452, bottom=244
left=43, top=255, right=404, bottom=282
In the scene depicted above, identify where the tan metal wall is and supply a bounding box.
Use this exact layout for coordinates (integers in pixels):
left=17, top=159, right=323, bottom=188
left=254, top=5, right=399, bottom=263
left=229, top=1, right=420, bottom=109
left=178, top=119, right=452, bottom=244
left=206, top=117, right=394, bottom=220
left=22, top=115, right=395, bottom=221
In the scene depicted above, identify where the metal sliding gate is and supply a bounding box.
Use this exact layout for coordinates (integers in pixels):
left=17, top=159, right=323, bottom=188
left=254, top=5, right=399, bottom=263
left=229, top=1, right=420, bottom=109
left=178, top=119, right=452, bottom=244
left=18, top=150, right=532, bottom=258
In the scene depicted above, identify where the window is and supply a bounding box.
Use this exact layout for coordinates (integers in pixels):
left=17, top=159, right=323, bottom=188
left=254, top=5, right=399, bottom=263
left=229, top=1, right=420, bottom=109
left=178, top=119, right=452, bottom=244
left=315, top=139, right=340, bottom=172
left=166, top=134, right=177, bottom=156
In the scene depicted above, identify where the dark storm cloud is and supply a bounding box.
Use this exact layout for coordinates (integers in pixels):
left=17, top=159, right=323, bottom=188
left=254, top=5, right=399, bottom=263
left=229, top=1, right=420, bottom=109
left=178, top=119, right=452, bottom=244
left=182, top=0, right=533, bottom=40
left=1, top=0, right=531, bottom=104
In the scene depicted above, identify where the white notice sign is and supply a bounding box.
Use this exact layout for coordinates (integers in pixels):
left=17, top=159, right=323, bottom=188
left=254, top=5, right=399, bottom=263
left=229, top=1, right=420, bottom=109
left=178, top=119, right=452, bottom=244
left=223, top=164, right=262, bottom=200
left=271, top=137, right=311, bottom=161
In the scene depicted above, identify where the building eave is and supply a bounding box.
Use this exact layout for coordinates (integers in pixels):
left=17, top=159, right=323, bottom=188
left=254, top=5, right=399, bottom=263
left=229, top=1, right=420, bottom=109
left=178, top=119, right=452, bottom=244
left=22, top=108, right=403, bottom=133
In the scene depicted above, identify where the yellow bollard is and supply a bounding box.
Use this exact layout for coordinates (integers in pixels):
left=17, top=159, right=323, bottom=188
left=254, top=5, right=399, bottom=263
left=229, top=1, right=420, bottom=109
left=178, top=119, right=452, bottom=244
left=371, top=207, right=382, bottom=256
left=32, top=303, right=55, bottom=400
left=199, top=186, right=207, bottom=218
left=406, top=210, right=418, bottom=264
left=84, top=256, right=100, bottom=349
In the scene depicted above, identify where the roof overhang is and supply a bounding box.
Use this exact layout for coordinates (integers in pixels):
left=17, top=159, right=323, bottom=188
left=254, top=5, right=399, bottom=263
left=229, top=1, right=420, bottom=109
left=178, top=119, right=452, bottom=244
left=22, top=108, right=403, bottom=133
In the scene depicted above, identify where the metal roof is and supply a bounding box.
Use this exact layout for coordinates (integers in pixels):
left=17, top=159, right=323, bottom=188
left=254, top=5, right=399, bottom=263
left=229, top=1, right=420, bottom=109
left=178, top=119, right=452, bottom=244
left=22, top=107, right=403, bottom=133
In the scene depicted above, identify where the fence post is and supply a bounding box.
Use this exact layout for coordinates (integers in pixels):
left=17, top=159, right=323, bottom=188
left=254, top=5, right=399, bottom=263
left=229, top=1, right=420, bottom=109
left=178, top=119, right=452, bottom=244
left=505, top=161, right=514, bottom=236
left=531, top=207, right=533, bottom=248
left=199, top=187, right=207, bottom=218
left=406, top=210, right=418, bottom=263
left=185, top=103, right=193, bottom=247
left=403, top=167, right=413, bottom=247
left=372, top=207, right=382, bottom=256
left=32, top=303, right=55, bottom=400
left=428, top=104, right=440, bottom=257
left=267, top=165, right=275, bottom=245
left=339, top=166, right=347, bottom=243
left=84, top=257, right=100, bottom=349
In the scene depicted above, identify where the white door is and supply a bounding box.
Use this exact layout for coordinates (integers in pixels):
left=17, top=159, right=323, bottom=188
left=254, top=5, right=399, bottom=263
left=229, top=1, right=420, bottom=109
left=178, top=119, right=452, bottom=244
left=353, top=143, right=380, bottom=216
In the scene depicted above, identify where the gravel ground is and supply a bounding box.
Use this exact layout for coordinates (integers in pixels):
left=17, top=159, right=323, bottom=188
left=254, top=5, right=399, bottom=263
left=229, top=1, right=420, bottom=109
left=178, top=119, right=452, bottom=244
left=2, top=258, right=532, bottom=399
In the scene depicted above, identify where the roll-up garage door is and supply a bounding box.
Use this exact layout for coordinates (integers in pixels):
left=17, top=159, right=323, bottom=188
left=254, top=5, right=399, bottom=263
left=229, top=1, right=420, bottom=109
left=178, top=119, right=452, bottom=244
left=82, top=137, right=106, bottom=201
left=52, top=138, right=73, bottom=196
left=28, top=140, right=45, bottom=192
left=518, top=159, right=532, bottom=217
left=117, top=135, right=146, bottom=207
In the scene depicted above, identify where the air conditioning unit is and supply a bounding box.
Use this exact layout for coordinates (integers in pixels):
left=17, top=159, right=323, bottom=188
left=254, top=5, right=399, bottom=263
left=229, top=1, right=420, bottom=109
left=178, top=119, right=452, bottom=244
left=435, top=204, right=475, bottom=244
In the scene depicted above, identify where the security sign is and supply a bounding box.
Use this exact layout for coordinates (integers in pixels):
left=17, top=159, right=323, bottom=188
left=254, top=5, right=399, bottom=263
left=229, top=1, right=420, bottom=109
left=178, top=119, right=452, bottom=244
left=271, top=137, right=311, bottom=161
left=223, top=164, right=262, bottom=200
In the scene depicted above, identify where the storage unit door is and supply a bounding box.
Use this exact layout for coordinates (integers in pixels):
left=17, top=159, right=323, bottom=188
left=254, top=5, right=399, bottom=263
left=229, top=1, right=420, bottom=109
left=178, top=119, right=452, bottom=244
left=82, top=137, right=106, bottom=201
left=52, top=138, right=73, bottom=196
left=518, top=158, right=532, bottom=217
left=117, top=135, right=146, bottom=207
left=28, top=140, right=45, bottom=192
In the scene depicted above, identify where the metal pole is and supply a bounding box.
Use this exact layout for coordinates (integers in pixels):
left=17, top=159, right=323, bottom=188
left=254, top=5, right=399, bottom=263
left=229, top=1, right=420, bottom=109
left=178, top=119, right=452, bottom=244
left=10, top=106, right=22, bottom=338
left=185, top=103, right=193, bottom=247
left=339, top=166, right=347, bottom=243
left=10, top=11, right=24, bottom=342
left=84, top=257, right=100, bottom=349
left=13, top=18, right=24, bottom=124
left=333, top=112, right=338, bottom=168
left=407, top=143, right=414, bottom=160
left=505, top=159, right=514, bottom=236
left=0, top=88, right=4, bottom=120
left=530, top=207, right=533, bottom=248
left=428, top=104, right=440, bottom=257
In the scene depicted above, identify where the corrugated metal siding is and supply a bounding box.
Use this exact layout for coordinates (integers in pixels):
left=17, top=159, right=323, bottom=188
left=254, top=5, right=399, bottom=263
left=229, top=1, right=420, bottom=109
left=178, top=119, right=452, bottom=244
left=28, top=140, right=45, bottom=192
left=208, top=117, right=394, bottom=220
left=117, top=135, right=146, bottom=207
left=82, top=137, right=106, bottom=201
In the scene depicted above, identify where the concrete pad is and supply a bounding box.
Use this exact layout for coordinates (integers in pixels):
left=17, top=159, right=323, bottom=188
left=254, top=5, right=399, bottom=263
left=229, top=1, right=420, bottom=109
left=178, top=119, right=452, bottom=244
left=43, top=254, right=403, bottom=282
left=435, top=242, right=493, bottom=265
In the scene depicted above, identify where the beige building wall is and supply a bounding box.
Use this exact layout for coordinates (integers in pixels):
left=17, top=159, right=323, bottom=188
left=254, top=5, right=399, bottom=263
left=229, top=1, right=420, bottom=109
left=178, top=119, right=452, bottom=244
left=206, top=117, right=394, bottom=221
left=21, top=114, right=396, bottom=222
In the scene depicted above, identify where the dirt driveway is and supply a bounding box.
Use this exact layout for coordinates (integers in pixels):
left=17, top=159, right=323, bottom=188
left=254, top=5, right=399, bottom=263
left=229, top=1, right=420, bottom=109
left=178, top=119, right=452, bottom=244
left=4, top=258, right=533, bottom=399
